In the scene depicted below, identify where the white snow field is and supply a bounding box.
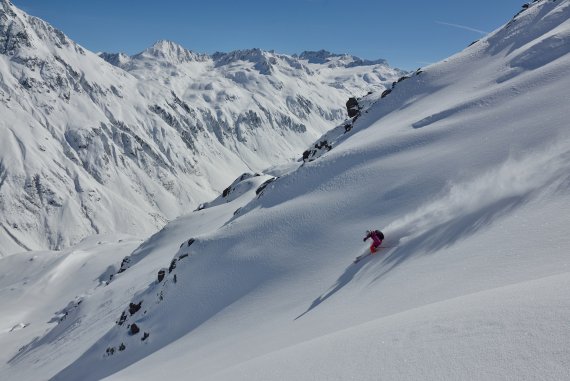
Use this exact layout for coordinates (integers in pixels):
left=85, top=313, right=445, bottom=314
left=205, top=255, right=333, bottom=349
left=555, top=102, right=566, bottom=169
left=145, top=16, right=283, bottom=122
left=1, top=0, right=570, bottom=380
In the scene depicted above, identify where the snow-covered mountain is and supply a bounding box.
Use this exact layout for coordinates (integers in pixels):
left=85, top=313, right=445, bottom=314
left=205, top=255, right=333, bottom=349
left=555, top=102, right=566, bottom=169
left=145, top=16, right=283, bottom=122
left=0, top=0, right=403, bottom=256
left=2, top=0, right=570, bottom=380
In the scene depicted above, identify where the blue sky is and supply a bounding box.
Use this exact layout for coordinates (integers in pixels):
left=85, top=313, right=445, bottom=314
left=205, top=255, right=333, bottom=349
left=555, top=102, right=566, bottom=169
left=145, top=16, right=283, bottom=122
left=13, top=0, right=526, bottom=70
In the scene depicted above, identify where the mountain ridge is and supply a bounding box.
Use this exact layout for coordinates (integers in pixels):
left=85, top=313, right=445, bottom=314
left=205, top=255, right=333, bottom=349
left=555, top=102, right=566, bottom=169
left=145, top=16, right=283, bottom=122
left=0, top=1, right=403, bottom=256
left=99, top=42, right=396, bottom=73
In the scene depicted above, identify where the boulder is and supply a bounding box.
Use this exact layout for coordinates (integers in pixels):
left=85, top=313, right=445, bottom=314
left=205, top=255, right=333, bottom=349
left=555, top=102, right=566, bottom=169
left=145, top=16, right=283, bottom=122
left=157, top=269, right=166, bottom=283
left=129, top=301, right=142, bottom=315
left=346, top=97, right=360, bottom=118
left=130, top=323, right=140, bottom=335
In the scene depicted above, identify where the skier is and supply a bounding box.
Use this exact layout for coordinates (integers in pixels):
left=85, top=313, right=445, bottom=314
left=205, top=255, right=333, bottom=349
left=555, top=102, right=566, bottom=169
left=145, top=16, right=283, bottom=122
left=363, top=230, right=384, bottom=253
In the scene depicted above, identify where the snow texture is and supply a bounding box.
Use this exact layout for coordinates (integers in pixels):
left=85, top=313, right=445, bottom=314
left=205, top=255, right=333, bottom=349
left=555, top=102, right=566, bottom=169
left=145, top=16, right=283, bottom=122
left=1, top=0, right=570, bottom=380
left=0, top=0, right=403, bottom=256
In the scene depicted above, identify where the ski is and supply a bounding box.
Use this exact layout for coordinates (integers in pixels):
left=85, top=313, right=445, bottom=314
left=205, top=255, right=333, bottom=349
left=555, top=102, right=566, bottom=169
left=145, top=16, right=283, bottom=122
left=353, top=246, right=394, bottom=264
left=353, top=253, right=371, bottom=264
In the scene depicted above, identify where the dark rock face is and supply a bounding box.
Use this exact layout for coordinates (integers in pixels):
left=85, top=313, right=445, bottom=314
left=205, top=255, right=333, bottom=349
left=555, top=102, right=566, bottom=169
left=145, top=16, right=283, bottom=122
left=0, top=2, right=32, bottom=56
left=117, top=311, right=127, bottom=326
left=396, top=75, right=409, bottom=84
left=157, top=269, right=166, bottom=283
left=130, top=323, right=140, bottom=335
left=212, top=48, right=275, bottom=75
left=346, top=97, right=360, bottom=118
left=217, top=172, right=260, bottom=201
left=302, top=140, right=333, bottom=162
left=117, top=256, right=131, bottom=274
left=255, top=177, right=277, bottom=196
left=168, top=258, right=177, bottom=273
left=129, top=301, right=142, bottom=315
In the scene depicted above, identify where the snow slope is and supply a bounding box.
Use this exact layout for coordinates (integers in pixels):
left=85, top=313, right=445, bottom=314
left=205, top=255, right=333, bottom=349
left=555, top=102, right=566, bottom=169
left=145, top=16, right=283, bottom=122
left=0, top=0, right=402, bottom=256
left=1, top=0, right=570, bottom=380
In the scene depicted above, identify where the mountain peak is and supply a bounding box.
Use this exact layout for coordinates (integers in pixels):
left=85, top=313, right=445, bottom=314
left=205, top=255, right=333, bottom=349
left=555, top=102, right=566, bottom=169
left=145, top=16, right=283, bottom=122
left=212, top=48, right=276, bottom=74
left=152, top=39, right=185, bottom=52
left=98, top=51, right=131, bottom=67
left=298, top=50, right=388, bottom=68
left=0, top=0, right=31, bottom=55
left=297, top=50, right=339, bottom=64
left=1, top=0, right=80, bottom=56
left=212, top=48, right=266, bottom=61
left=136, top=39, right=208, bottom=63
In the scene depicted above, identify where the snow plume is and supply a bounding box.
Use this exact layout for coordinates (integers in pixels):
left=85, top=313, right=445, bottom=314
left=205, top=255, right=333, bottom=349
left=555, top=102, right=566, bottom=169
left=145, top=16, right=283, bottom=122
left=384, top=143, right=570, bottom=250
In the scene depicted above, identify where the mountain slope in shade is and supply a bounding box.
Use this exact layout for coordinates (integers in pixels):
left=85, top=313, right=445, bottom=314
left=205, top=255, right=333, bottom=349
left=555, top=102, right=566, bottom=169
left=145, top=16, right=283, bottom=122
left=0, top=0, right=403, bottom=256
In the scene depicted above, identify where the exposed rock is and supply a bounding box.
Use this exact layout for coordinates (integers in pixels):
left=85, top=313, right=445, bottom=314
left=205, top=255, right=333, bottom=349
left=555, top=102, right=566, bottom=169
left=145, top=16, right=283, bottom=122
left=129, top=323, right=140, bottom=335
left=168, top=258, right=177, bottom=273
left=346, top=97, right=360, bottom=118
left=396, top=75, right=409, bottom=84
left=117, top=256, right=131, bottom=274
left=117, top=311, right=127, bottom=326
left=129, top=301, right=142, bottom=315
left=302, top=140, right=333, bottom=162
left=255, top=177, right=277, bottom=196
left=157, top=269, right=166, bottom=283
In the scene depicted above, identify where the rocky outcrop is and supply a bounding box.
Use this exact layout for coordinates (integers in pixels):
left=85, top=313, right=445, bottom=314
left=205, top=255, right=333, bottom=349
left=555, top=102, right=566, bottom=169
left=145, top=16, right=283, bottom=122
left=129, top=324, right=140, bottom=335
left=302, top=140, right=333, bottom=162
left=346, top=97, right=360, bottom=118
left=157, top=269, right=166, bottom=283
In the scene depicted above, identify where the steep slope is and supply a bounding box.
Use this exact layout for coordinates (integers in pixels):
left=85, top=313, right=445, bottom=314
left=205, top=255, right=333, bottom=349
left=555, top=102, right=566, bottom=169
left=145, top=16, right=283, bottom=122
left=1, top=0, right=569, bottom=380
left=0, top=0, right=402, bottom=256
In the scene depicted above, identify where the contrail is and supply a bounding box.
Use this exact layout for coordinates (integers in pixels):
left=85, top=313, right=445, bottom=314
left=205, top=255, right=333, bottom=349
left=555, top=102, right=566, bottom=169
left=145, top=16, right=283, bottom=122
left=436, top=21, right=488, bottom=35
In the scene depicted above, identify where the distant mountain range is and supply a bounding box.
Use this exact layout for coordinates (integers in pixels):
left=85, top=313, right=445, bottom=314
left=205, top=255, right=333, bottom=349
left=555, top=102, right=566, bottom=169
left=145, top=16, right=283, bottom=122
left=0, top=0, right=403, bottom=256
